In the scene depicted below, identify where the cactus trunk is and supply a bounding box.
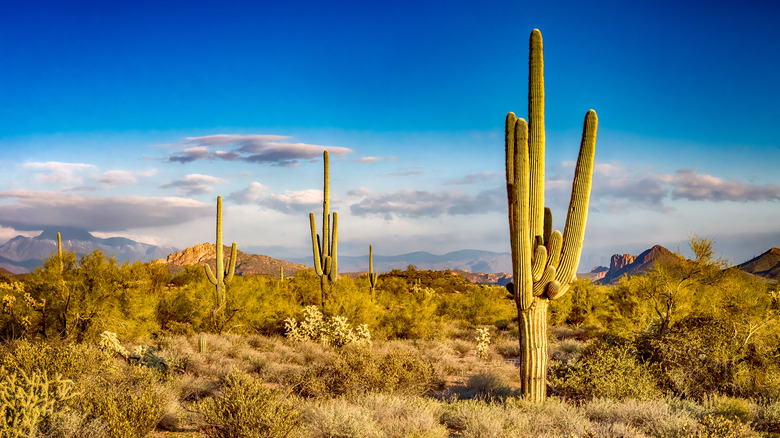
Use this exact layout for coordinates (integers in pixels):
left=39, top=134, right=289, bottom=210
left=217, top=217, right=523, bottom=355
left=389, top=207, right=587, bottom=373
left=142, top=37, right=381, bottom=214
left=505, top=29, right=598, bottom=402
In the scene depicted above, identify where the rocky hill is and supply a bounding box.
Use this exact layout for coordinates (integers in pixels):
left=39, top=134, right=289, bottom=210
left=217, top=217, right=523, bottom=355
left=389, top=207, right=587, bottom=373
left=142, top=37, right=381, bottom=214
left=598, top=245, right=681, bottom=284
left=737, top=248, right=780, bottom=281
left=163, top=243, right=306, bottom=277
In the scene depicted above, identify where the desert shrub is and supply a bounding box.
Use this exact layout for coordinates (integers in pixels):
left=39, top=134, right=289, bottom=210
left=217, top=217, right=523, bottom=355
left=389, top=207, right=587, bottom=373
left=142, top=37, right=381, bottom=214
left=297, top=347, right=439, bottom=398
left=79, top=365, right=167, bottom=438
left=0, top=368, right=77, bottom=437
left=285, top=306, right=370, bottom=347
left=550, top=338, right=661, bottom=401
left=300, top=397, right=383, bottom=438
left=195, top=369, right=300, bottom=438
left=0, top=340, right=116, bottom=382
left=353, top=393, right=447, bottom=438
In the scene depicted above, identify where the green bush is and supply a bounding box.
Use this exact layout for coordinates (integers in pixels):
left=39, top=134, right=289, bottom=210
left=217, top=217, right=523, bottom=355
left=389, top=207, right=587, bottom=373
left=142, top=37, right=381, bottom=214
left=549, top=338, right=661, bottom=401
left=639, top=315, right=740, bottom=399
left=195, top=369, right=300, bottom=438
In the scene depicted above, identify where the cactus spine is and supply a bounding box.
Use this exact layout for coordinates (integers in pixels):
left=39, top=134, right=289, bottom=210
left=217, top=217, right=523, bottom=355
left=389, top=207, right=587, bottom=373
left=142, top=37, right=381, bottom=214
left=309, top=150, right=338, bottom=305
left=204, top=196, right=237, bottom=322
left=369, top=245, right=379, bottom=300
left=505, top=29, right=597, bottom=402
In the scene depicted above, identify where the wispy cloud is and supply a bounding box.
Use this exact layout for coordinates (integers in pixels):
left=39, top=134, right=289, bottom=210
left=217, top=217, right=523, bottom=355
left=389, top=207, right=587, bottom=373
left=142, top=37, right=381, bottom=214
left=0, top=190, right=211, bottom=231
left=266, top=189, right=323, bottom=214
left=446, top=171, right=501, bottom=185
left=349, top=187, right=504, bottom=219
left=228, top=182, right=267, bottom=204
left=96, top=170, right=137, bottom=186
left=165, top=134, right=354, bottom=167
left=547, top=162, right=780, bottom=213
left=22, top=162, right=97, bottom=185
left=358, top=156, right=396, bottom=163
left=160, top=174, right=226, bottom=196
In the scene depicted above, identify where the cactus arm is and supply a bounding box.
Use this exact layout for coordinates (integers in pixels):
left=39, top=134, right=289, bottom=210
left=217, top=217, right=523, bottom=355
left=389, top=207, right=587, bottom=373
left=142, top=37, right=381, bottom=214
left=329, top=212, right=338, bottom=281
left=310, top=213, right=324, bottom=275
left=531, top=245, right=547, bottom=282
left=513, top=118, right=533, bottom=310
left=546, top=230, right=563, bottom=270
left=553, top=110, right=598, bottom=293
left=529, top=28, right=545, bottom=244
left=204, top=265, right=218, bottom=285
left=225, top=242, right=237, bottom=283
left=543, top=208, right=552, bottom=246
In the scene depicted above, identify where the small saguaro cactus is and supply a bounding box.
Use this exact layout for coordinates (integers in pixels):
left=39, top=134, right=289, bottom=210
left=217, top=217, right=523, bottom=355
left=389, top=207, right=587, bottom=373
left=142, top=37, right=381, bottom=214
left=368, top=245, right=379, bottom=299
left=57, top=232, right=63, bottom=273
left=505, top=29, right=598, bottom=402
left=309, top=150, right=338, bottom=305
left=198, top=333, right=207, bottom=354
left=204, top=196, right=237, bottom=322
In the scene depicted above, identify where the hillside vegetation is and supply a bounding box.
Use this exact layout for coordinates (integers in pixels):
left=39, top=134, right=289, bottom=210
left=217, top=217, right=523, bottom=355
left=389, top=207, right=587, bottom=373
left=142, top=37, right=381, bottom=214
left=0, top=238, right=779, bottom=437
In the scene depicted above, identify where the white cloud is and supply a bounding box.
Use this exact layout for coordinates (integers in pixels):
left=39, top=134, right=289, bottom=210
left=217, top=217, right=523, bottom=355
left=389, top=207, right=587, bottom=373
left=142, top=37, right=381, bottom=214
left=22, top=162, right=97, bottom=185
left=96, top=170, right=137, bottom=186
left=0, top=190, right=211, bottom=232
left=228, top=182, right=267, bottom=204
left=358, top=156, right=396, bottom=163
left=165, top=134, right=354, bottom=167
left=160, top=174, right=226, bottom=195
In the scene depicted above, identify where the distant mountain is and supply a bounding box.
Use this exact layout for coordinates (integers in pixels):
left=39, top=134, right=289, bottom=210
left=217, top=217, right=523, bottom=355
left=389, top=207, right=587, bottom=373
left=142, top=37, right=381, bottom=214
left=598, top=245, right=681, bottom=284
left=296, top=249, right=513, bottom=275
left=0, top=228, right=178, bottom=274
left=737, top=248, right=780, bottom=281
left=163, top=243, right=306, bottom=277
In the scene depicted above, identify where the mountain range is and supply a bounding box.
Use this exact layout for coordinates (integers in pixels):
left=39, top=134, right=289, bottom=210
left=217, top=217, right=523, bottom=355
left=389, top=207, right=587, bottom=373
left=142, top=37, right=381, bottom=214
left=0, top=229, right=776, bottom=284
left=0, top=228, right=177, bottom=274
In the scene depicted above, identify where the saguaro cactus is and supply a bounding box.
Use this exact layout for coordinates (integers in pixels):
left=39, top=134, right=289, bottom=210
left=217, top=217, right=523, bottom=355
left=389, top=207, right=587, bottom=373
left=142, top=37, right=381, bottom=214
left=505, top=29, right=598, bottom=402
left=57, top=232, right=63, bottom=273
left=309, top=150, right=338, bottom=305
left=204, top=196, right=237, bottom=321
left=368, top=245, right=379, bottom=299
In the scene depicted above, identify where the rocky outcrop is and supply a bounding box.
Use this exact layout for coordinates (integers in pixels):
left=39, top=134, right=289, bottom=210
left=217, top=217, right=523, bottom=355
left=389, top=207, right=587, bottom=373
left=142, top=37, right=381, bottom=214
left=609, top=254, right=636, bottom=273
left=599, top=245, right=681, bottom=284
left=163, top=243, right=306, bottom=278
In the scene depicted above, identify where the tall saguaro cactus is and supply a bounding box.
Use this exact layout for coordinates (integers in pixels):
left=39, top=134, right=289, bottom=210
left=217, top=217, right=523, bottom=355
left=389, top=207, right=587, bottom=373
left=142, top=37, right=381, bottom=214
left=505, top=29, right=598, bottom=402
left=309, top=150, right=338, bottom=305
left=204, top=196, right=237, bottom=323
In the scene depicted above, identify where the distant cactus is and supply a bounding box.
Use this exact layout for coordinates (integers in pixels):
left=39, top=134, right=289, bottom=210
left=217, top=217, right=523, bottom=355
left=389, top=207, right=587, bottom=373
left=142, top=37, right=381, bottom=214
left=198, top=333, right=207, bottom=354
left=204, top=196, right=237, bottom=323
left=309, top=150, right=338, bottom=305
left=505, top=29, right=597, bottom=402
left=57, top=232, right=63, bottom=273
left=280, top=265, right=284, bottom=281
left=369, top=245, right=379, bottom=300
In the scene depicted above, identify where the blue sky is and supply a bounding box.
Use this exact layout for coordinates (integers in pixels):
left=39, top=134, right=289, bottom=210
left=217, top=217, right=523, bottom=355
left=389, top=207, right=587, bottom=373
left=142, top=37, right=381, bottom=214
left=0, top=0, right=778, bottom=267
